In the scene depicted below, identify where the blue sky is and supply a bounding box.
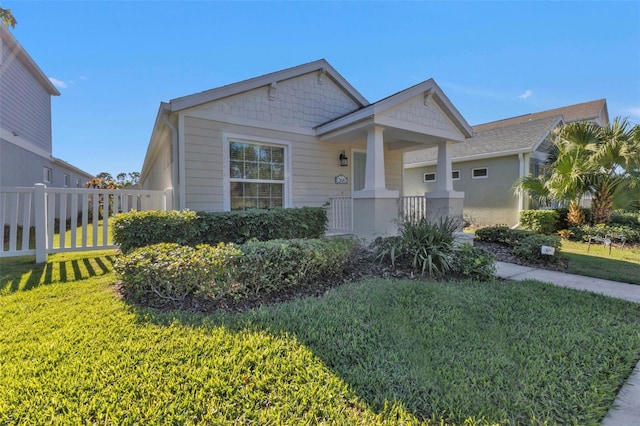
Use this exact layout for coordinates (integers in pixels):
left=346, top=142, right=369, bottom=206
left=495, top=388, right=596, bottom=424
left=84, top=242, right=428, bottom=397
left=5, top=0, right=640, bottom=176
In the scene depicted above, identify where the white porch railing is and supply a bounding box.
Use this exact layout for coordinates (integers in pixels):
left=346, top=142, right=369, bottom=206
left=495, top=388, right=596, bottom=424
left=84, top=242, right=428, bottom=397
left=399, top=195, right=428, bottom=223
left=327, top=196, right=353, bottom=233
left=1, top=184, right=170, bottom=263
left=326, top=195, right=429, bottom=234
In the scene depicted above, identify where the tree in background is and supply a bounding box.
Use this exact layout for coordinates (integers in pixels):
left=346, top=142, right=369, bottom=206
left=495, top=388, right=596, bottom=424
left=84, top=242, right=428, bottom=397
left=516, top=118, right=640, bottom=225
left=0, top=7, right=17, bottom=29
left=90, top=172, right=140, bottom=189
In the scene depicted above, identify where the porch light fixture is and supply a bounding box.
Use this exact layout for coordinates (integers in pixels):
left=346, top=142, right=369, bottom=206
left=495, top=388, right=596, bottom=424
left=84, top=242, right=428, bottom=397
left=339, top=150, right=348, bottom=167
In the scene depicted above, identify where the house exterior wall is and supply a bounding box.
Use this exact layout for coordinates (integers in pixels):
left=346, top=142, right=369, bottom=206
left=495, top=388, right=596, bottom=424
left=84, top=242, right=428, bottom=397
left=140, top=131, right=173, bottom=197
left=192, top=73, right=361, bottom=129
left=404, top=155, right=520, bottom=226
left=0, top=140, right=90, bottom=188
left=0, top=37, right=53, bottom=154
left=180, top=115, right=402, bottom=212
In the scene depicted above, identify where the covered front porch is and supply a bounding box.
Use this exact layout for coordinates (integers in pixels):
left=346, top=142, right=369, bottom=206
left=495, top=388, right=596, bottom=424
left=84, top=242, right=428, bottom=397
left=316, top=80, right=473, bottom=240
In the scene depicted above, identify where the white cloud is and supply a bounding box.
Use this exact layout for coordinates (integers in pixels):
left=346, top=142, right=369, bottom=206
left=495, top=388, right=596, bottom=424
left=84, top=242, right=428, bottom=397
left=49, top=77, right=68, bottom=89
left=625, top=106, right=640, bottom=118
left=518, top=90, right=534, bottom=100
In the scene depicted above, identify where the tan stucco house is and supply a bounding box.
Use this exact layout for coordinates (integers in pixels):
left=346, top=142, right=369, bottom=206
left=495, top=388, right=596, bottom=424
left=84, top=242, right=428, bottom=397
left=404, top=99, right=609, bottom=227
left=140, top=59, right=473, bottom=240
left=0, top=26, right=93, bottom=190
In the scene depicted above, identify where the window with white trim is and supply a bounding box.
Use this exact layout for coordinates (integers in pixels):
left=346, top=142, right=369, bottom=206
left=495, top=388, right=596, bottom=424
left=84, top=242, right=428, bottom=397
left=43, top=167, right=51, bottom=183
left=423, top=172, right=436, bottom=183
left=229, top=140, right=285, bottom=210
left=64, top=174, right=70, bottom=187
left=472, top=167, right=488, bottom=179
left=452, top=170, right=460, bottom=180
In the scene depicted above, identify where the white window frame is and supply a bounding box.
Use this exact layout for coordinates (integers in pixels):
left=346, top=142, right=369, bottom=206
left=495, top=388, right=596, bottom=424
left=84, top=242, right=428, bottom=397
left=472, top=167, right=488, bottom=179
left=452, top=170, right=460, bottom=180
left=76, top=178, right=82, bottom=188
left=222, top=133, right=292, bottom=211
left=64, top=173, right=70, bottom=187
left=423, top=172, right=436, bottom=183
left=43, top=167, right=52, bottom=183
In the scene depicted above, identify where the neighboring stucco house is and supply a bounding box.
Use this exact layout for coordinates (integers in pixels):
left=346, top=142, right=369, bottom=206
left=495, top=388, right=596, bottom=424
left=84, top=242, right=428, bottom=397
left=0, top=26, right=93, bottom=190
left=404, top=99, right=609, bottom=227
left=140, top=59, right=473, bottom=240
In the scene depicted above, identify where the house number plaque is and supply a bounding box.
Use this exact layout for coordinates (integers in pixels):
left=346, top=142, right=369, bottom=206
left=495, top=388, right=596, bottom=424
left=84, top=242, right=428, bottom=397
left=334, top=174, right=348, bottom=184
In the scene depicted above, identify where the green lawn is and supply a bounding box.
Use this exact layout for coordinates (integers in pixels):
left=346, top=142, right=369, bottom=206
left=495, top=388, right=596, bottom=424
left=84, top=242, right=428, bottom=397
left=561, top=240, right=640, bottom=284
left=2, top=251, right=640, bottom=424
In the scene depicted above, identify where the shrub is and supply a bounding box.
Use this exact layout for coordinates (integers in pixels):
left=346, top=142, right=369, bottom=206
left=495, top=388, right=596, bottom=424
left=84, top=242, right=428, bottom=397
left=197, top=207, right=327, bottom=244
left=474, top=226, right=511, bottom=244
left=450, top=243, right=496, bottom=281
left=112, top=210, right=200, bottom=253
left=113, top=242, right=241, bottom=306
left=570, top=223, right=640, bottom=244
left=512, top=234, right=561, bottom=263
left=475, top=226, right=531, bottom=246
left=112, top=207, right=328, bottom=253
left=235, top=238, right=357, bottom=295
left=519, top=210, right=560, bottom=234
left=609, top=211, right=640, bottom=228
left=374, top=217, right=459, bottom=278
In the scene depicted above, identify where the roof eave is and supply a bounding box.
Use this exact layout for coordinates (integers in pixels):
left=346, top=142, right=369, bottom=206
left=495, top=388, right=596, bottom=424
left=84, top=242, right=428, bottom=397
left=169, top=59, right=369, bottom=112
left=0, top=26, right=60, bottom=96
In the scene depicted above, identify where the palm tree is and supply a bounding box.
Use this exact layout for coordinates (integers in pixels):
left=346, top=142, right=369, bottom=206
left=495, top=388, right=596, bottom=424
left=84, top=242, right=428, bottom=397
left=545, top=121, right=600, bottom=225
left=516, top=118, right=640, bottom=226
left=589, top=118, right=640, bottom=223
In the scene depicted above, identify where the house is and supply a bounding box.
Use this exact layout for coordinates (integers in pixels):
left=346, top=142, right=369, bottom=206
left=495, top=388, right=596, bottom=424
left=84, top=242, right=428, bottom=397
left=140, top=59, right=473, bottom=240
left=0, top=25, right=93, bottom=190
left=403, top=99, right=609, bottom=227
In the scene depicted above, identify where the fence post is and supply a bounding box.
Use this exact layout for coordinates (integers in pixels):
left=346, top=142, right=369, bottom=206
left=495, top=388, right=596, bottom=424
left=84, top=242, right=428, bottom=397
left=34, top=184, right=47, bottom=263
left=164, top=188, right=173, bottom=211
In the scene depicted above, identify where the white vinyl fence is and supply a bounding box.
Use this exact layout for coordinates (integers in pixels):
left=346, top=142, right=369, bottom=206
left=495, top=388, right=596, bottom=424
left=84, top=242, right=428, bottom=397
left=1, top=184, right=170, bottom=263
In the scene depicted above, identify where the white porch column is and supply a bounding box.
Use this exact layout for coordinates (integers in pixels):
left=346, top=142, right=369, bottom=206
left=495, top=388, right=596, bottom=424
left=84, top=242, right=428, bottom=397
left=364, top=125, right=386, bottom=191
left=424, top=140, right=464, bottom=225
left=356, top=125, right=399, bottom=199
left=352, top=125, right=399, bottom=241
left=435, top=141, right=454, bottom=192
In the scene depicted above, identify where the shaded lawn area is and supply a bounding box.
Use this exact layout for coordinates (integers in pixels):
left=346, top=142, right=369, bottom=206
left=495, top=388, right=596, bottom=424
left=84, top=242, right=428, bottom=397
left=561, top=240, right=640, bottom=285
left=1, top=252, right=640, bottom=425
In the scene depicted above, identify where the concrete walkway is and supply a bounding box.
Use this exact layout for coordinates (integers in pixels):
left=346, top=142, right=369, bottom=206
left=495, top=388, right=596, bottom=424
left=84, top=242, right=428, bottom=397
left=495, top=262, right=640, bottom=425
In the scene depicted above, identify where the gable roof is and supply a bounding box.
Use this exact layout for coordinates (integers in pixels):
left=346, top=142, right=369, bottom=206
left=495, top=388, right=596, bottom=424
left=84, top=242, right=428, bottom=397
left=316, top=78, right=474, bottom=141
left=473, top=99, right=607, bottom=132
left=168, top=59, right=369, bottom=112
left=0, top=26, right=60, bottom=96
left=405, top=115, right=562, bottom=167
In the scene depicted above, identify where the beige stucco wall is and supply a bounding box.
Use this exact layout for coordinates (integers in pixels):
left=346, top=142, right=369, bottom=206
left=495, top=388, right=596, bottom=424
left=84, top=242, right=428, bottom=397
left=182, top=115, right=403, bottom=212
left=404, top=155, right=520, bottom=227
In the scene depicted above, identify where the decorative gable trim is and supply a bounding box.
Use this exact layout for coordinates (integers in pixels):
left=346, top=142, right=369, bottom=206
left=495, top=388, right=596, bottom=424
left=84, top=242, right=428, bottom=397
left=169, top=59, right=369, bottom=112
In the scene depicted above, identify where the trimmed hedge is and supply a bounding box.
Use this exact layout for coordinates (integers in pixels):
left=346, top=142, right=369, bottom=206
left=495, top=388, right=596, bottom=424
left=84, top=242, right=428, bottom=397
left=519, top=210, right=560, bottom=234
left=112, top=207, right=328, bottom=253
left=236, top=238, right=357, bottom=295
left=198, top=207, right=327, bottom=245
left=113, top=242, right=241, bottom=306
left=114, top=238, right=357, bottom=306
left=111, top=210, right=201, bottom=254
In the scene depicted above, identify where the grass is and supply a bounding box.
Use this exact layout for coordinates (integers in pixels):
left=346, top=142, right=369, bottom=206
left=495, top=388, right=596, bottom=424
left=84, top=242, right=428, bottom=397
left=2, top=251, right=640, bottom=424
left=3, top=221, right=112, bottom=252
left=560, top=240, right=640, bottom=284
